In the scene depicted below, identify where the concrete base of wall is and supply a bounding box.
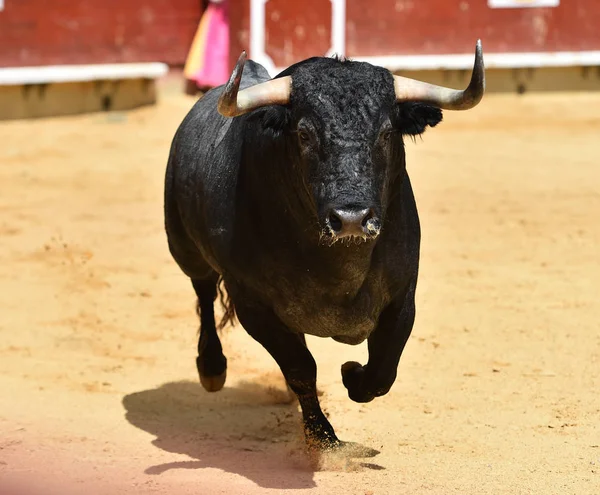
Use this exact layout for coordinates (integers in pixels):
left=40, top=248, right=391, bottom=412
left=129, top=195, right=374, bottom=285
left=392, top=66, right=600, bottom=94
left=0, top=77, right=159, bottom=120
left=0, top=62, right=168, bottom=120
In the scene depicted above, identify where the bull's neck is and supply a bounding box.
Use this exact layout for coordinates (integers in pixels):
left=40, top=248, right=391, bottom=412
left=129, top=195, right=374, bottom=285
left=239, top=149, right=316, bottom=241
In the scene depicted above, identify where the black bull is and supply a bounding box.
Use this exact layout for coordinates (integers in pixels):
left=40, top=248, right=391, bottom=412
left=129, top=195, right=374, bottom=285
left=164, top=42, right=485, bottom=452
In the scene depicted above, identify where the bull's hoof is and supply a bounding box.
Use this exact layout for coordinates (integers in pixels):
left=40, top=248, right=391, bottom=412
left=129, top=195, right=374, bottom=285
left=196, top=354, right=227, bottom=392
left=199, top=370, right=227, bottom=392
left=341, top=360, right=364, bottom=385
left=335, top=441, right=380, bottom=458
left=306, top=437, right=380, bottom=471
left=304, top=422, right=379, bottom=458
left=306, top=432, right=344, bottom=454
left=307, top=435, right=379, bottom=458
left=341, top=361, right=375, bottom=403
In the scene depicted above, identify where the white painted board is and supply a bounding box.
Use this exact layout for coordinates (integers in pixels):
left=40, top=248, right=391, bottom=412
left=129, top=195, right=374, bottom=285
left=488, top=0, right=559, bottom=8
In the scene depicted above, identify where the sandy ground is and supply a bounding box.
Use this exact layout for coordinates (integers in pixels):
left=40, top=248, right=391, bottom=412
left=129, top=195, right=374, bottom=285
left=1, top=81, right=599, bottom=495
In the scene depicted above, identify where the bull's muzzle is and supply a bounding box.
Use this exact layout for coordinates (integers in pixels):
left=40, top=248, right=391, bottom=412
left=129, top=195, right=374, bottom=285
left=325, top=207, right=381, bottom=243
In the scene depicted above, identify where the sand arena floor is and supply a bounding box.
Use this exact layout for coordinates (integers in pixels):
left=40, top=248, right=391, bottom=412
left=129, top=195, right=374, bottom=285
left=1, top=82, right=599, bottom=494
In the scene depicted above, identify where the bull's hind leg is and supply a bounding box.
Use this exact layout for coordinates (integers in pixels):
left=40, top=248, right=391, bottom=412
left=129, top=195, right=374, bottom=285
left=192, top=277, right=227, bottom=392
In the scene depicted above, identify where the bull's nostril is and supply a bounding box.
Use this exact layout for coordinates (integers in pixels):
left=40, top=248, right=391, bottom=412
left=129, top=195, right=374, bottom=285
left=327, top=208, right=378, bottom=238
left=361, top=210, right=374, bottom=228
left=328, top=211, right=343, bottom=233
left=364, top=217, right=381, bottom=236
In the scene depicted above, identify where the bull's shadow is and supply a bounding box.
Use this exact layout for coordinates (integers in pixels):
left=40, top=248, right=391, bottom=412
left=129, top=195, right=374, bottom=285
left=122, top=380, right=317, bottom=489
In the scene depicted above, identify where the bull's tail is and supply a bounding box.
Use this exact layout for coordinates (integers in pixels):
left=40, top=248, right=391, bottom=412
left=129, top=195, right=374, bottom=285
left=216, top=276, right=236, bottom=330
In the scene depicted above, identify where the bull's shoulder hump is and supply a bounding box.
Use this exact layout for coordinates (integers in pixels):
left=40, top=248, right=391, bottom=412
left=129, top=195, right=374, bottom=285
left=240, top=59, right=272, bottom=89
left=168, top=58, right=273, bottom=174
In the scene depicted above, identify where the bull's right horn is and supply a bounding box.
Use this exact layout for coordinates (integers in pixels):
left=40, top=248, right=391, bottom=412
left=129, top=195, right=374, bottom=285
left=393, top=40, right=485, bottom=110
left=217, top=51, right=292, bottom=117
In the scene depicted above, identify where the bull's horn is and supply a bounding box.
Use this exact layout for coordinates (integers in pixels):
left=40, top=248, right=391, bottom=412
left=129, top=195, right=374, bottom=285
left=393, top=40, right=485, bottom=110
left=217, top=51, right=292, bottom=117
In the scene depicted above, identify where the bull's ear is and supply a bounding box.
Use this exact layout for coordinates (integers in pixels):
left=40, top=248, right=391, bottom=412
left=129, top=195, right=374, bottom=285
left=393, top=102, right=443, bottom=137
left=247, top=105, right=291, bottom=136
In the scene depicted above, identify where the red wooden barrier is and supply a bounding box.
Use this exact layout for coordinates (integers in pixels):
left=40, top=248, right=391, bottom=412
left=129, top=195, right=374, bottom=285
left=0, top=0, right=205, bottom=67
left=346, top=0, right=600, bottom=56
left=229, top=0, right=600, bottom=71
left=3, top=0, right=600, bottom=73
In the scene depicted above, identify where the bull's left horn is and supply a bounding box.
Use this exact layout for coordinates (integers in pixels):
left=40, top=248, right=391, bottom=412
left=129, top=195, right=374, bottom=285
left=217, top=51, right=292, bottom=117
left=393, top=40, right=485, bottom=110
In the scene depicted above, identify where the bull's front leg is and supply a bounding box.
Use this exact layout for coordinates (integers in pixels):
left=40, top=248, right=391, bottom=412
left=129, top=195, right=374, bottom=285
left=234, top=301, right=340, bottom=451
left=341, top=284, right=416, bottom=403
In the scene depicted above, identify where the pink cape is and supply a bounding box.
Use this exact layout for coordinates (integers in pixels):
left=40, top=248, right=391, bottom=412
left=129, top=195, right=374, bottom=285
left=190, top=0, right=230, bottom=89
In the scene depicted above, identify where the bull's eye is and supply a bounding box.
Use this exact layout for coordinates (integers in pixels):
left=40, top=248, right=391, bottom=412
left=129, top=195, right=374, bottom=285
left=297, top=130, right=311, bottom=144
left=381, top=129, right=393, bottom=142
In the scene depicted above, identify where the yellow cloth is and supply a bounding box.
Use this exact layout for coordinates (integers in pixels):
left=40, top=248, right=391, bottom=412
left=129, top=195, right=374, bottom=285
left=183, top=8, right=213, bottom=79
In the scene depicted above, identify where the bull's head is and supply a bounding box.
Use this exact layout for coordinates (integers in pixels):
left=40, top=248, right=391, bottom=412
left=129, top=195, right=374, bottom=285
left=217, top=42, right=485, bottom=245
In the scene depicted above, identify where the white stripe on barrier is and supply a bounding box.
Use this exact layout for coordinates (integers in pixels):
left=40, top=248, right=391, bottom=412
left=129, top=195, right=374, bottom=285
left=269, top=50, right=600, bottom=75
left=0, top=62, right=168, bottom=86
